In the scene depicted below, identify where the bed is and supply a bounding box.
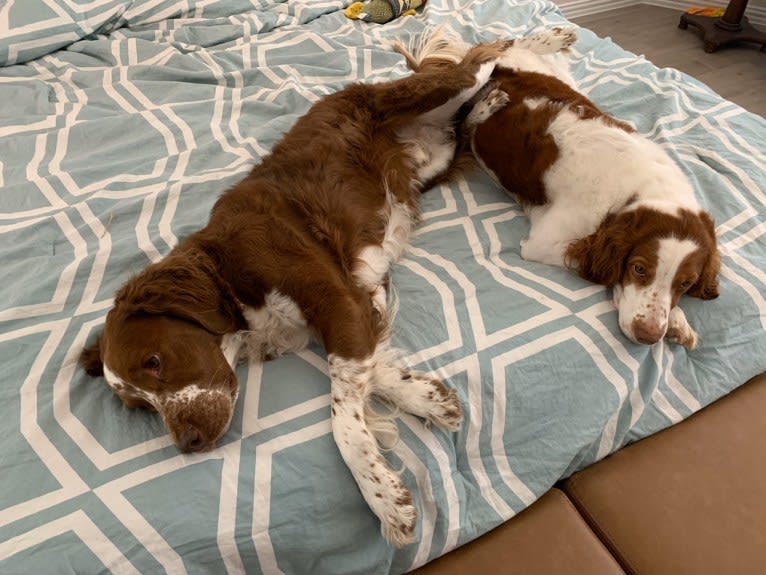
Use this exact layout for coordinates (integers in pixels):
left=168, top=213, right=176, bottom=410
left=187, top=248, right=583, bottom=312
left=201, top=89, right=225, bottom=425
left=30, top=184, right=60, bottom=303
left=1, top=1, right=765, bottom=573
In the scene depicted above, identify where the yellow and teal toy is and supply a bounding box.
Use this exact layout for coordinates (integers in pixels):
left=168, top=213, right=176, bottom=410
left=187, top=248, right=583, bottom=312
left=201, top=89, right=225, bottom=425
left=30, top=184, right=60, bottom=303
left=344, top=0, right=426, bottom=24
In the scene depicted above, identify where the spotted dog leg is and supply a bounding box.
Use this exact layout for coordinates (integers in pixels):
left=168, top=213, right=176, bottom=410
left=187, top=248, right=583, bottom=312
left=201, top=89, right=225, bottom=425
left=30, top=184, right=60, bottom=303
left=513, top=27, right=578, bottom=55
left=465, top=87, right=510, bottom=128
left=328, top=354, right=417, bottom=547
left=370, top=359, right=462, bottom=431
left=665, top=306, right=698, bottom=349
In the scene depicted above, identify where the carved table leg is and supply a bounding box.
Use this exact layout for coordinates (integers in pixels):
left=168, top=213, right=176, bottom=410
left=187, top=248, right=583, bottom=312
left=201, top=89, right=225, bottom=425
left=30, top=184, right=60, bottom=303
left=679, top=0, right=766, bottom=52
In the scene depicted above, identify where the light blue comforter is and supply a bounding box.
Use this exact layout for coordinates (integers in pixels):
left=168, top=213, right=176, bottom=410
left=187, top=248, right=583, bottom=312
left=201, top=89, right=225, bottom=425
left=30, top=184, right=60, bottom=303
left=2, top=1, right=765, bottom=573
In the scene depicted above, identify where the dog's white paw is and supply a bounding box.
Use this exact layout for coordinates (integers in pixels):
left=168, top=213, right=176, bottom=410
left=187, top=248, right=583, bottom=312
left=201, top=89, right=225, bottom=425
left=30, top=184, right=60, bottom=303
left=398, top=371, right=463, bottom=431
left=549, top=27, right=579, bottom=51
left=520, top=238, right=534, bottom=261
left=665, top=307, right=698, bottom=349
left=520, top=27, right=578, bottom=55
left=467, top=87, right=510, bottom=127
left=423, top=379, right=463, bottom=431
left=377, top=481, right=417, bottom=547
left=666, top=323, right=698, bottom=349
left=370, top=363, right=463, bottom=432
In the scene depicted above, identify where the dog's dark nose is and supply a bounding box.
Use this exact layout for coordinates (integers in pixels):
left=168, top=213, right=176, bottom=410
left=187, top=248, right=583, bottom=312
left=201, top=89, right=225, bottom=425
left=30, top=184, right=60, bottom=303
left=178, top=425, right=204, bottom=452
left=632, top=320, right=664, bottom=345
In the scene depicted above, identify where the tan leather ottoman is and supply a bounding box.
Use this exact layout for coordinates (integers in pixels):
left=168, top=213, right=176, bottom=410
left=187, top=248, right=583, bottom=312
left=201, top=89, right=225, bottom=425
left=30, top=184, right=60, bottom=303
left=564, top=373, right=766, bottom=574
left=411, top=488, right=625, bottom=574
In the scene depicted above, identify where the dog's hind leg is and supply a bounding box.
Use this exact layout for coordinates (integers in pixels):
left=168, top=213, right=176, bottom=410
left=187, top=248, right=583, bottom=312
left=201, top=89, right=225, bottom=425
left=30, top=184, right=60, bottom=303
left=512, top=27, right=578, bottom=55
left=368, top=40, right=515, bottom=121
left=492, top=28, right=578, bottom=87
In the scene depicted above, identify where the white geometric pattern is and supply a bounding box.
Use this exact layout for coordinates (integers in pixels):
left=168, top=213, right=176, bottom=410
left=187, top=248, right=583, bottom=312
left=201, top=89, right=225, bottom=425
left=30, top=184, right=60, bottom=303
left=1, top=1, right=765, bottom=574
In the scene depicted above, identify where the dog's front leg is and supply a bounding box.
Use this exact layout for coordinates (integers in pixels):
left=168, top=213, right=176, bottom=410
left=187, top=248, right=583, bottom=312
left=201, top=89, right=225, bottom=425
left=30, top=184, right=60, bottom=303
left=371, top=359, right=463, bottom=431
left=665, top=306, right=698, bottom=349
left=519, top=205, right=573, bottom=267
left=328, top=354, right=417, bottom=547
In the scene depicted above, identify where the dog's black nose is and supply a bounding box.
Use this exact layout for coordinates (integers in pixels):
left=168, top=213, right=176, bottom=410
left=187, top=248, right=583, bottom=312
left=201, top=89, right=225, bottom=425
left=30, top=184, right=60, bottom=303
left=178, top=425, right=204, bottom=452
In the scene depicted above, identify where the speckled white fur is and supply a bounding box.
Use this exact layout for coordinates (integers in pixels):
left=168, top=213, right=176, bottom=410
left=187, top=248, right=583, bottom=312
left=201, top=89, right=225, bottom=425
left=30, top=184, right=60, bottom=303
left=240, top=291, right=312, bottom=361
left=103, top=363, right=160, bottom=408
left=328, top=348, right=462, bottom=547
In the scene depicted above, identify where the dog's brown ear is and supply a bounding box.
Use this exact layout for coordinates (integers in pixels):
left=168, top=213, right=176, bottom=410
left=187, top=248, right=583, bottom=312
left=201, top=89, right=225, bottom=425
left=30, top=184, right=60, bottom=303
left=687, top=212, right=721, bottom=300
left=116, top=250, right=244, bottom=335
left=565, top=212, right=634, bottom=286
left=80, top=335, right=104, bottom=377
left=687, top=249, right=720, bottom=300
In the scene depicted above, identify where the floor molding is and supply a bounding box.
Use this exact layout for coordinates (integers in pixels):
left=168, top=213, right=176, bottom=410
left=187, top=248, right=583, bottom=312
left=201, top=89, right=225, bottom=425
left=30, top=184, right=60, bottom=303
left=556, top=0, right=766, bottom=26
left=552, top=0, right=636, bottom=20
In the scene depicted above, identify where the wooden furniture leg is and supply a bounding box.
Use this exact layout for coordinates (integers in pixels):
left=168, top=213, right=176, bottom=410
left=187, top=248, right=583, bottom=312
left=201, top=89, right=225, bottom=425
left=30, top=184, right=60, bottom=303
left=679, top=0, right=766, bottom=53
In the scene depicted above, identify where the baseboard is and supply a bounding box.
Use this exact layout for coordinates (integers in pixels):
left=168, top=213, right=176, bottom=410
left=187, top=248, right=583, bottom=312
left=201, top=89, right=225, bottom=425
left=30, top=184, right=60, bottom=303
left=555, top=0, right=766, bottom=26
left=553, top=0, right=636, bottom=20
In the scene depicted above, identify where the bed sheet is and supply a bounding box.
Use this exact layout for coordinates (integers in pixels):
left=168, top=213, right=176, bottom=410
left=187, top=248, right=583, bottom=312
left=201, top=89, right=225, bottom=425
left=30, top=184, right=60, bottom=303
left=2, top=1, right=766, bottom=573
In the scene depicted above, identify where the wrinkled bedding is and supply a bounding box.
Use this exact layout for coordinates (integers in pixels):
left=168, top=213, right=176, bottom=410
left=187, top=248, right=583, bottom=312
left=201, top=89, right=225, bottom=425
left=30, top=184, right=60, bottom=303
left=1, top=0, right=765, bottom=573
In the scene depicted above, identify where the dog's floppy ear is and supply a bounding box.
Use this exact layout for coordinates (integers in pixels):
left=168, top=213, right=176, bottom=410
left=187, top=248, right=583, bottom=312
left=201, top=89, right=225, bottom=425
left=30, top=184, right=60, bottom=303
left=565, top=212, right=634, bottom=286
left=116, top=250, right=245, bottom=335
left=688, top=251, right=720, bottom=300
left=687, top=212, right=721, bottom=300
left=80, top=335, right=104, bottom=377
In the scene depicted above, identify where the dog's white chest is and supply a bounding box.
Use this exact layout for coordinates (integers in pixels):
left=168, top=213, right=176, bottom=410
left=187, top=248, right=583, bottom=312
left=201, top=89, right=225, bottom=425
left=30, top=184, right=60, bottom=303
left=398, top=123, right=456, bottom=183
left=240, top=291, right=312, bottom=361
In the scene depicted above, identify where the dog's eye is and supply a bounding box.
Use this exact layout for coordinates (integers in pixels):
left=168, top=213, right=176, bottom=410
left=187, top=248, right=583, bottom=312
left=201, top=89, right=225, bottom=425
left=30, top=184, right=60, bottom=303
left=632, top=263, right=646, bottom=277
left=143, top=354, right=161, bottom=374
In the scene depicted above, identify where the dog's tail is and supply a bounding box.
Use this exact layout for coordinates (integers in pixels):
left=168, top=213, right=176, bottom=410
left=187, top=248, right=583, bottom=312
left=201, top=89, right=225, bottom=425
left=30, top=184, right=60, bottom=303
left=391, top=25, right=472, bottom=73
left=390, top=27, right=485, bottom=188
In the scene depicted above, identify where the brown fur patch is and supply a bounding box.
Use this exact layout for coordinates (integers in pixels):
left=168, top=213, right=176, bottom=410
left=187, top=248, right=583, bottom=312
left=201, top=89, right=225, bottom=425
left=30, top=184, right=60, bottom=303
left=472, top=70, right=633, bottom=206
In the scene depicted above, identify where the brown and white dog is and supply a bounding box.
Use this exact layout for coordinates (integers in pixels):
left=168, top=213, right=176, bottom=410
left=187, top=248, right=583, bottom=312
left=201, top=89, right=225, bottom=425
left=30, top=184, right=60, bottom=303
left=79, top=40, right=516, bottom=546
left=397, top=27, right=720, bottom=348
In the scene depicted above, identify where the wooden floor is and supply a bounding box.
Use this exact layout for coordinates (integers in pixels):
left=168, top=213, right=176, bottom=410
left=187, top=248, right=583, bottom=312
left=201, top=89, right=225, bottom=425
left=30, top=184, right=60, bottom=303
left=572, top=5, right=766, bottom=118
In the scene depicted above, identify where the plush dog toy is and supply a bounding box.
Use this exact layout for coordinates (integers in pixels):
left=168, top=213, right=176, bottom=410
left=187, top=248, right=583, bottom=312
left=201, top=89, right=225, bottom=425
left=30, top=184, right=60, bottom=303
left=344, top=0, right=426, bottom=24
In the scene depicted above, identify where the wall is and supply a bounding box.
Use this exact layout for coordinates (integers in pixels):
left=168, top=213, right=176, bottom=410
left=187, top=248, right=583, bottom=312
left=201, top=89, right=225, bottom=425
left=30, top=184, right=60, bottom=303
left=551, top=0, right=766, bottom=25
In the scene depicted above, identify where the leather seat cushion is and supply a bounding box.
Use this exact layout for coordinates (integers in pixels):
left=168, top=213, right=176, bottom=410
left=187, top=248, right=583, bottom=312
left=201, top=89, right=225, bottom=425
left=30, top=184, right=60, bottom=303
left=564, top=373, right=766, bottom=574
left=412, top=488, right=624, bottom=574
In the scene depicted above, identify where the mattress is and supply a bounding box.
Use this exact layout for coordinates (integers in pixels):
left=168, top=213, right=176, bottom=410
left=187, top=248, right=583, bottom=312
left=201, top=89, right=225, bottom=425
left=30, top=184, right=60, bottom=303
left=1, top=1, right=765, bottom=573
